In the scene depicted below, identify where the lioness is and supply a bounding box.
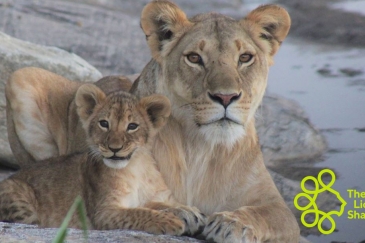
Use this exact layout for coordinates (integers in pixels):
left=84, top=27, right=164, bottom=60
left=6, top=1, right=300, bottom=242
left=0, top=84, right=205, bottom=234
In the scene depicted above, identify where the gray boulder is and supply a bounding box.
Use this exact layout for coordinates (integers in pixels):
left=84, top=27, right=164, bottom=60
left=0, top=0, right=150, bottom=75
left=0, top=222, right=311, bottom=243
left=0, top=0, right=256, bottom=76
left=0, top=31, right=102, bottom=168
left=0, top=222, right=205, bottom=243
left=257, top=94, right=327, bottom=165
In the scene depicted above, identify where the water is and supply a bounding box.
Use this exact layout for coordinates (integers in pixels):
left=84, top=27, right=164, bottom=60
left=268, top=38, right=365, bottom=243
left=331, top=0, right=365, bottom=17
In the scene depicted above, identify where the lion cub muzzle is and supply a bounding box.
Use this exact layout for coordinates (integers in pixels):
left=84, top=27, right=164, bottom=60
left=103, top=148, right=137, bottom=170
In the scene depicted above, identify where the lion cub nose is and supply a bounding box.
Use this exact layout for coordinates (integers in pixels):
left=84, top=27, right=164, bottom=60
left=109, top=146, right=123, bottom=153
left=208, top=92, right=241, bottom=108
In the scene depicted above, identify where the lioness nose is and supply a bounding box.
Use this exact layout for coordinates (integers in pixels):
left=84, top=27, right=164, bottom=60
left=209, top=92, right=241, bottom=108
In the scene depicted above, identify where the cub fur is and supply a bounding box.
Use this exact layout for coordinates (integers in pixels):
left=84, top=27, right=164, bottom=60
left=6, top=69, right=133, bottom=166
left=0, top=84, right=205, bottom=235
left=6, top=1, right=300, bottom=242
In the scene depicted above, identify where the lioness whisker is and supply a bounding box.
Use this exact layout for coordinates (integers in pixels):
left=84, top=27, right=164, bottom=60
left=177, top=103, right=194, bottom=109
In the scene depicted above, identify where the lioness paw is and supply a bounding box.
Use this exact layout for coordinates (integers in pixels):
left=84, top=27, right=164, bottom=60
left=145, top=212, right=185, bottom=236
left=203, top=212, right=256, bottom=243
left=163, top=206, right=206, bottom=236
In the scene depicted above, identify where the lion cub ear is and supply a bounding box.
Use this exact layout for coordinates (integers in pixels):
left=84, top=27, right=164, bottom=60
left=242, top=5, right=291, bottom=65
left=140, top=0, right=192, bottom=62
left=139, top=95, right=171, bottom=129
left=75, top=84, right=106, bottom=122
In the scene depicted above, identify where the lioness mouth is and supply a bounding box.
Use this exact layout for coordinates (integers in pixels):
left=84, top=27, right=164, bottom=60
left=218, top=118, right=242, bottom=126
left=198, top=117, right=241, bottom=127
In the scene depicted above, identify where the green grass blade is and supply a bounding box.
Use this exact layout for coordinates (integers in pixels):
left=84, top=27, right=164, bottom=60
left=52, top=195, right=88, bottom=243
left=77, top=197, right=88, bottom=240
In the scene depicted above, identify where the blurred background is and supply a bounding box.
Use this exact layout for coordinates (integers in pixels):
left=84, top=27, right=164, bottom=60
left=0, top=0, right=364, bottom=242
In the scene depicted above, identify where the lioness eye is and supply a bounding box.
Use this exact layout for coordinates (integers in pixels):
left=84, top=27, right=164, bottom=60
left=127, top=123, right=139, bottom=131
left=239, top=54, right=253, bottom=63
left=99, top=120, right=109, bottom=129
left=187, top=53, right=203, bottom=65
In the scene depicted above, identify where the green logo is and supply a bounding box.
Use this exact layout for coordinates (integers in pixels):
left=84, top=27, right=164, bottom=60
left=294, top=169, right=347, bottom=235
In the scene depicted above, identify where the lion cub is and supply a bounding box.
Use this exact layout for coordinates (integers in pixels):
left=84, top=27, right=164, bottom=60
left=0, top=84, right=205, bottom=235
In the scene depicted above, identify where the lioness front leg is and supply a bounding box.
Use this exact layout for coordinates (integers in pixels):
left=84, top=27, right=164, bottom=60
left=92, top=207, right=186, bottom=235
left=203, top=204, right=299, bottom=243
left=145, top=201, right=207, bottom=236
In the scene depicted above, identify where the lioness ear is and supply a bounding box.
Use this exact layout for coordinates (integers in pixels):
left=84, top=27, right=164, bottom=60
left=139, top=94, right=171, bottom=129
left=141, top=0, right=192, bottom=61
left=242, top=4, right=290, bottom=65
left=75, top=84, right=106, bottom=122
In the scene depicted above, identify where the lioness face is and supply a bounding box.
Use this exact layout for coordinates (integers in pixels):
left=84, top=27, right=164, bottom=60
left=75, top=85, right=171, bottom=169
left=141, top=2, right=290, bottom=147
left=165, top=16, right=270, bottom=147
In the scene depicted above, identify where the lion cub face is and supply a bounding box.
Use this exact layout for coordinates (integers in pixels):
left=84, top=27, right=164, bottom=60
left=141, top=2, right=290, bottom=147
left=75, top=84, right=171, bottom=169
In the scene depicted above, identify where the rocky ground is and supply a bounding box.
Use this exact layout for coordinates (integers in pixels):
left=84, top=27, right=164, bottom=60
left=0, top=0, right=362, bottom=242
left=0, top=222, right=205, bottom=243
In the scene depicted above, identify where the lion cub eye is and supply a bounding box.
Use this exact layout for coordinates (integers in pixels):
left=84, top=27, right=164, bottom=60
left=99, top=120, right=109, bottom=129
left=187, top=53, right=203, bottom=65
left=239, top=54, right=253, bottom=64
left=127, top=123, right=139, bottom=131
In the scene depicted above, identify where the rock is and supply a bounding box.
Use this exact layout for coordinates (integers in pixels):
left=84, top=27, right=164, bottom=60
left=0, top=222, right=312, bottom=243
left=256, top=94, right=327, bottom=165
left=0, top=0, right=150, bottom=75
left=0, top=0, right=255, bottom=76
left=0, top=222, right=205, bottom=243
left=64, top=0, right=243, bottom=17
left=0, top=31, right=102, bottom=168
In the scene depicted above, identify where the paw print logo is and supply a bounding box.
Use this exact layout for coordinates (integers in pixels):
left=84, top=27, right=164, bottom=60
left=294, top=169, right=347, bottom=235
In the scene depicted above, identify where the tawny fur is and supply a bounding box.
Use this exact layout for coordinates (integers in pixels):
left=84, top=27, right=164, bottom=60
left=5, top=1, right=300, bottom=242
left=6, top=69, right=133, bottom=166
left=134, top=2, right=299, bottom=242
left=1, top=85, right=205, bottom=235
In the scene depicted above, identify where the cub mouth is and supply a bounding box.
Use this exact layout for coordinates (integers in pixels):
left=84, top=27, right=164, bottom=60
left=108, top=153, right=133, bottom=161
left=103, top=150, right=136, bottom=169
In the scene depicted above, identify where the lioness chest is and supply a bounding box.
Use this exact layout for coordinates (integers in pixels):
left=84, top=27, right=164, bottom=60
left=153, top=125, right=263, bottom=215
